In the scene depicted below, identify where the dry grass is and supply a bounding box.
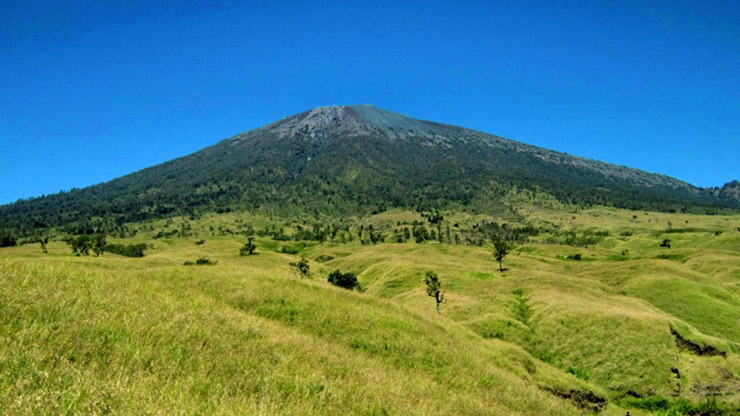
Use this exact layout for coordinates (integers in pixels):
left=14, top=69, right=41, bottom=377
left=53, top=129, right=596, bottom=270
left=2, top=205, right=739, bottom=414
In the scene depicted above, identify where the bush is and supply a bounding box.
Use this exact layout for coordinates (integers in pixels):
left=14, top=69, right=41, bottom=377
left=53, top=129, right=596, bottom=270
left=566, top=366, right=590, bottom=380
left=105, top=243, right=147, bottom=257
left=0, top=235, right=17, bottom=247
left=281, top=245, right=300, bottom=254
left=184, top=257, right=217, bottom=266
left=328, top=269, right=358, bottom=290
left=314, top=254, right=334, bottom=263
left=623, top=395, right=728, bottom=415
left=63, top=235, right=92, bottom=256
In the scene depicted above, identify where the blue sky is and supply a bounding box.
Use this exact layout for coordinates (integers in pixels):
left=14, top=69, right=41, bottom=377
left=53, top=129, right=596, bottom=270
left=1, top=0, right=738, bottom=204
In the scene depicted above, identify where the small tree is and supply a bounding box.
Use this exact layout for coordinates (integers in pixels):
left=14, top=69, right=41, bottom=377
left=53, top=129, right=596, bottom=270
left=240, top=237, right=256, bottom=255
left=40, top=238, right=48, bottom=254
left=290, top=257, right=310, bottom=278
left=494, top=240, right=509, bottom=272
left=424, top=271, right=445, bottom=315
left=65, top=235, right=92, bottom=256
left=92, top=234, right=107, bottom=257
left=660, top=239, right=672, bottom=249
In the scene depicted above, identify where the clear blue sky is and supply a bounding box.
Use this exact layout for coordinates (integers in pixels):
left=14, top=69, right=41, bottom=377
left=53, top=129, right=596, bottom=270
left=1, top=0, right=738, bottom=204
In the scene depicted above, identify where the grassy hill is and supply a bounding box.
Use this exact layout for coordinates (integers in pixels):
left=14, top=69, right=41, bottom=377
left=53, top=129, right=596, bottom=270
left=2, top=205, right=739, bottom=415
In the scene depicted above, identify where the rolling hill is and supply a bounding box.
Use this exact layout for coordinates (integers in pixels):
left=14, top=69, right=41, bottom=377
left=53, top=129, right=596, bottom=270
left=2, top=207, right=739, bottom=415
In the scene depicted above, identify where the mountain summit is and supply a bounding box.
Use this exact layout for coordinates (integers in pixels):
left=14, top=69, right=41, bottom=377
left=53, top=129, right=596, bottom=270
left=0, top=105, right=734, bottom=235
left=250, top=105, right=444, bottom=140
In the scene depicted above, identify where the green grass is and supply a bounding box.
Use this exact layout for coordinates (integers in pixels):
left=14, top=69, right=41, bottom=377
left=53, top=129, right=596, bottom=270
left=1, top=206, right=740, bottom=414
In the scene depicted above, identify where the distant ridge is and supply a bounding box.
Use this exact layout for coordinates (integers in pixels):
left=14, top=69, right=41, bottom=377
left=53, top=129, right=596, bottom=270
left=712, top=180, right=740, bottom=203
left=0, top=105, right=735, bottom=235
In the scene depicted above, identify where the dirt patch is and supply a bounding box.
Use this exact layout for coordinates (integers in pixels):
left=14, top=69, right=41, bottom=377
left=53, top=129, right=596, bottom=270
left=670, top=325, right=726, bottom=357
left=541, top=386, right=607, bottom=413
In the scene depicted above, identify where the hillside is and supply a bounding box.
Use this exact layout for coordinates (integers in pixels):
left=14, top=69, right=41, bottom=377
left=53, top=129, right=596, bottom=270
left=0, top=105, right=735, bottom=237
left=2, top=206, right=739, bottom=414
left=714, top=181, right=740, bottom=203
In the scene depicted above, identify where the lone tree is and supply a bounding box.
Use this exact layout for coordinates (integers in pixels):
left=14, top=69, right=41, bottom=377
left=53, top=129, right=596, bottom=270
left=40, top=237, right=48, bottom=254
left=240, top=237, right=257, bottom=255
left=424, top=271, right=446, bottom=315
left=660, top=239, right=672, bottom=249
left=494, top=240, right=509, bottom=272
left=92, top=234, right=107, bottom=257
left=290, top=257, right=310, bottom=278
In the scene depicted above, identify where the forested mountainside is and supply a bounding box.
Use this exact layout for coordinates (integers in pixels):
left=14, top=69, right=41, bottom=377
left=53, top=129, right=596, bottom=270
left=713, top=180, right=740, bottom=203
left=0, top=105, right=735, bottom=236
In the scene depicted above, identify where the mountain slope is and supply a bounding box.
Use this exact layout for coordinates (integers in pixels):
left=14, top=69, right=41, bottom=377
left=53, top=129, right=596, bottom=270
left=713, top=180, right=740, bottom=203
left=0, top=105, right=734, bottom=235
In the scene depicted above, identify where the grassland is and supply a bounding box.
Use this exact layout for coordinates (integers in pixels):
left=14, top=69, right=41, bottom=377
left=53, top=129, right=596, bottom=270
left=1, top=206, right=739, bottom=415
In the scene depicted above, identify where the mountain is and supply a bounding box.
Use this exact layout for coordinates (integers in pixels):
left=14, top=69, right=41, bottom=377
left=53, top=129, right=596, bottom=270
left=712, top=180, right=740, bottom=203
left=0, top=105, right=735, bottom=235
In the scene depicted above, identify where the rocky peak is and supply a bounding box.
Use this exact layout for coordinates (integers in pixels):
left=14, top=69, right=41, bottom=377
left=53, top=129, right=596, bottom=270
left=247, top=104, right=458, bottom=141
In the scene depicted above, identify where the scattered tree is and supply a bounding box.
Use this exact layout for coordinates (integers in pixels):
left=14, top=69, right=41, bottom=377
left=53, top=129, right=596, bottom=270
left=424, top=271, right=446, bottom=315
left=92, top=234, right=107, bottom=256
left=40, top=237, right=48, bottom=254
left=240, top=237, right=257, bottom=255
left=64, top=235, right=92, bottom=256
left=660, top=239, right=672, bottom=249
left=290, top=257, right=310, bottom=278
left=494, top=240, right=509, bottom=272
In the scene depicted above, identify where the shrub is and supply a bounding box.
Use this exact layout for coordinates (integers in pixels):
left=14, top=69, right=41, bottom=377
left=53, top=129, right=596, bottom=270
left=566, top=366, right=590, bottom=380
left=290, top=257, right=310, bottom=278
left=328, top=269, right=358, bottom=290
left=622, top=395, right=727, bottom=415
left=63, top=235, right=92, bottom=256
left=314, top=254, right=334, bottom=263
left=0, top=235, right=17, bottom=247
left=106, top=243, right=147, bottom=257
left=184, top=257, right=217, bottom=266
left=281, top=245, right=300, bottom=254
